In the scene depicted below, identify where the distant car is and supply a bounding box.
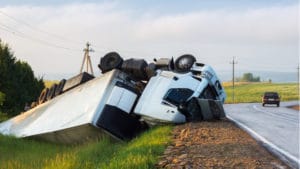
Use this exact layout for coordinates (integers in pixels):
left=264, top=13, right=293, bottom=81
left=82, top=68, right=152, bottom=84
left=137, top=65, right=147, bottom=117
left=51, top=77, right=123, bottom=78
left=262, top=92, right=280, bottom=107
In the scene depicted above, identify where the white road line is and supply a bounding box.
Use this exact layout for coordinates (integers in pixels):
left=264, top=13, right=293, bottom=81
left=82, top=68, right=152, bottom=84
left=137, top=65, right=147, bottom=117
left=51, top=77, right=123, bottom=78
left=226, top=114, right=300, bottom=169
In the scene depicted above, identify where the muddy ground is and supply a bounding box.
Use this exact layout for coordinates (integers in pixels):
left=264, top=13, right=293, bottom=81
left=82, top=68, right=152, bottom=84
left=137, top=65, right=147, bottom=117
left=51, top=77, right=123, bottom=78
left=156, top=119, right=291, bottom=169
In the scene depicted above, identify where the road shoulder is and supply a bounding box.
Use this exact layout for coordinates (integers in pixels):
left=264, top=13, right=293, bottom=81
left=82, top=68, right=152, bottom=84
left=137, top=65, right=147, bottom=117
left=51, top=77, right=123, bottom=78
left=156, top=120, right=290, bottom=168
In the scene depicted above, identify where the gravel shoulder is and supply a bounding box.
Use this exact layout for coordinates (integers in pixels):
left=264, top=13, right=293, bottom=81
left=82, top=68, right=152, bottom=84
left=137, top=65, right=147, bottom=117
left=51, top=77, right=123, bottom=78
left=156, top=119, right=290, bottom=169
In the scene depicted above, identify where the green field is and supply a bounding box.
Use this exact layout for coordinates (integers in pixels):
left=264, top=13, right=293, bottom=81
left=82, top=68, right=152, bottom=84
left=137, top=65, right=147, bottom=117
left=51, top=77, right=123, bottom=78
left=0, top=126, right=172, bottom=169
left=223, top=82, right=299, bottom=104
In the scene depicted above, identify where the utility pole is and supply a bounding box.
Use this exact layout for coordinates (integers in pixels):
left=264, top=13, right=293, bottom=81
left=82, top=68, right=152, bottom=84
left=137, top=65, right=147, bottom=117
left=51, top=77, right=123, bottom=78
left=297, top=64, right=299, bottom=99
left=80, top=42, right=94, bottom=75
left=230, top=56, right=237, bottom=103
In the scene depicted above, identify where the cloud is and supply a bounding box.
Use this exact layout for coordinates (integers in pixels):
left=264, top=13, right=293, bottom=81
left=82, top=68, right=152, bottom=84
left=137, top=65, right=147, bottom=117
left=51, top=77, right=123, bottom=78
left=0, top=2, right=298, bottom=78
left=136, top=5, right=298, bottom=45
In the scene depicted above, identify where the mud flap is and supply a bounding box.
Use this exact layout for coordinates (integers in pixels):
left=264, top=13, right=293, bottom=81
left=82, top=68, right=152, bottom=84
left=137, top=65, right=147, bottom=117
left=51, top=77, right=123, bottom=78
left=184, top=98, right=225, bottom=121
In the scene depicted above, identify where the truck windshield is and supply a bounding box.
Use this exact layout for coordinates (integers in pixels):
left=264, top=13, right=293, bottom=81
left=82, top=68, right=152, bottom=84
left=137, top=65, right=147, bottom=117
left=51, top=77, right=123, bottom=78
left=163, top=88, right=194, bottom=106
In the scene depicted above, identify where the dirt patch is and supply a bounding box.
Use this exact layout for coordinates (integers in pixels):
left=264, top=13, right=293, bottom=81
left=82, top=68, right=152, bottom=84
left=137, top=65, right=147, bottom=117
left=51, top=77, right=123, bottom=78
left=156, top=119, right=290, bottom=169
left=287, top=105, right=300, bottom=111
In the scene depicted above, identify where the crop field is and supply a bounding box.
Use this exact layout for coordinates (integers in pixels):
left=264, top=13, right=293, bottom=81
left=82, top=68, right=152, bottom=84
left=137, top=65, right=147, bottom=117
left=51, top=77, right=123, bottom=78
left=223, top=82, right=299, bottom=103
left=44, top=80, right=59, bottom=88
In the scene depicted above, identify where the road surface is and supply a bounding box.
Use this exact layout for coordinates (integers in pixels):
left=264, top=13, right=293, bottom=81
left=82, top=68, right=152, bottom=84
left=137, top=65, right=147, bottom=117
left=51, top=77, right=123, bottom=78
left=224, top=101, right=299, bottom=168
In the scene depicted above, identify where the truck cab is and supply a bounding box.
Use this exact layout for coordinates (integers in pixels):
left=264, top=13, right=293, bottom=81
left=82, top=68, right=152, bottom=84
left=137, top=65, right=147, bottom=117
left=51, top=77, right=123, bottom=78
left=134, top=62, right=226, bottom=125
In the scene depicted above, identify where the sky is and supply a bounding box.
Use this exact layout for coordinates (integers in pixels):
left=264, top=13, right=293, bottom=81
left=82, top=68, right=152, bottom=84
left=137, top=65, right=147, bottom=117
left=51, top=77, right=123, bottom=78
left=0, top=0, right=299, bottom=80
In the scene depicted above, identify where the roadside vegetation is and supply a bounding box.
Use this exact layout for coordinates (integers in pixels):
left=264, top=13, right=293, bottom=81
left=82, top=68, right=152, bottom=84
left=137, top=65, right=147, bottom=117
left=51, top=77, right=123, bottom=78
left=0, top=78, right=56, bottom=122
left=0, top=125, right=172, bottom=169
left=223, top=82, right=298, bottom=103
left=0, top=41, right=44, bottom=117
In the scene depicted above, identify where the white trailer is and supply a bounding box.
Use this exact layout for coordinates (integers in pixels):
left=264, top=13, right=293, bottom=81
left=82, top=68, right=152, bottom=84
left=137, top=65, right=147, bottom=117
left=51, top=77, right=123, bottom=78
left=0, top=70, right=145, bottom=143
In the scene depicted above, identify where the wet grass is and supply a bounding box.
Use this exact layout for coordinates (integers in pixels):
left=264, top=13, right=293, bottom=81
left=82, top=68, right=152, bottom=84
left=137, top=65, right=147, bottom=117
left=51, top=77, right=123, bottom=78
left=0, top=126, right=172, bottom=169
left=223, top=82, right=299, bottom=103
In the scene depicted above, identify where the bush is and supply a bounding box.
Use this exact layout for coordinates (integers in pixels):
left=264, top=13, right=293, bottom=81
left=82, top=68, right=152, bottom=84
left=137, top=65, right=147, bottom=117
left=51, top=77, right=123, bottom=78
left=0, top=40, right=45, bottom=116
left=0, top=92, right=4, bottom=106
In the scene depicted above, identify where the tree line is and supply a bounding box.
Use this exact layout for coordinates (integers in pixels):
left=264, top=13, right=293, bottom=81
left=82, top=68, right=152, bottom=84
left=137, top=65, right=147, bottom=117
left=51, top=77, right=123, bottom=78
left=0, top=40, right=44, bottom=116
left=236, top=73, right=260, bottom=82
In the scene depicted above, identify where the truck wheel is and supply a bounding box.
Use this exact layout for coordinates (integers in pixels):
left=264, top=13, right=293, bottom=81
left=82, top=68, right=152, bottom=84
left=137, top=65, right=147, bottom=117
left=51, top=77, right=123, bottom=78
left=98, top=52, right=123, bottom=73
left=121, top=58, right=148, bottom=80
left=38, top=88, right=49, bottom=104
left=185, top=97, right=203, bottom=122
left=209, top=100, right=222, bottom=119
left=55, top=79, right=66, bottom=96
left=46, top=84, right=57, bottom=101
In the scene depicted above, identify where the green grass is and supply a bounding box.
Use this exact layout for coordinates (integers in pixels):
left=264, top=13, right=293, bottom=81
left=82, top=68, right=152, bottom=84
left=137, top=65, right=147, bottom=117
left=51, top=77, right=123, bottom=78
left=224, top=82, right=299, bottom=103
left=0, top=126, right=172, bottom=169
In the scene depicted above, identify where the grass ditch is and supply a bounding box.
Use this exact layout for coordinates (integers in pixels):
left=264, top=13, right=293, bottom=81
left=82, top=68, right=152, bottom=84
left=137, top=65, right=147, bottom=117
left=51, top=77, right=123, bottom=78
left=0, top=125, right=172, bottom=169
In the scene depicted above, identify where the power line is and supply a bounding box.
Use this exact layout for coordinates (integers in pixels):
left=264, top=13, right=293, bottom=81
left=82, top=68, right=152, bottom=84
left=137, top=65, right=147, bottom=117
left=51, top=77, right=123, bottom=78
left=0, top=22, right=82, bottom=52
left=0, top=10, right=169, bottom=59
left=0, top=10, right=83, bottom=46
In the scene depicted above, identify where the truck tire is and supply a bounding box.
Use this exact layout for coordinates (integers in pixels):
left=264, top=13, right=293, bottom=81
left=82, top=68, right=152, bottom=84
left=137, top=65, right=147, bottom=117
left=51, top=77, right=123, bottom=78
left=208, top=100, right=222, bottom=119
left=186, top=98, right=203, bottom=122
left=185, top=98, right=225, bottom=121
left=121, top=58, right=148, bottom=80
left=46, top=84, right=57, bottom=101
left=154, top=57, right=174, bottom=71
left=55, top=79, right=66, bottom=96
left=98, top=52, right=123, bottom=73
left=145, top=63, right=156, bottom=79
left=174, top=54, right=196, bottom=73
left=38, top=88, right=49, bottom=104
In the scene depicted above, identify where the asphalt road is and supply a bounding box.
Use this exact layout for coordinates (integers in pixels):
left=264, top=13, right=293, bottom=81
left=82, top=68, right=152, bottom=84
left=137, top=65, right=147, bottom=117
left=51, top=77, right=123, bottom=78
left=224, top=101, right=299, bottom=168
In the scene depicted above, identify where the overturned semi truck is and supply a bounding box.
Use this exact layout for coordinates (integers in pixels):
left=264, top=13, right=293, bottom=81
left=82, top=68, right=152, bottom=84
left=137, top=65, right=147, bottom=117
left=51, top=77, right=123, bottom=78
left=0, top=52, right=226, bottom=144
